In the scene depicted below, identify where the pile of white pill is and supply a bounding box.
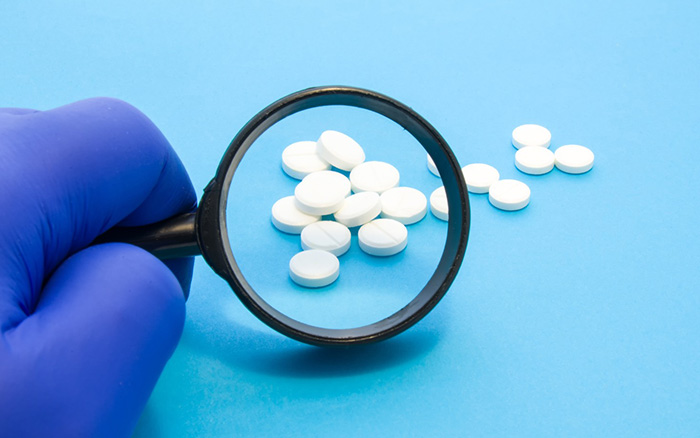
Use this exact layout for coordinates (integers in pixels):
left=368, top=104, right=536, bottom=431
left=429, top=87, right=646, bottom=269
left=272, top=130, right=430, bottom=288
left=275, top=125, right=594, bottom=286
left=427, top=124, right=594, bottom=216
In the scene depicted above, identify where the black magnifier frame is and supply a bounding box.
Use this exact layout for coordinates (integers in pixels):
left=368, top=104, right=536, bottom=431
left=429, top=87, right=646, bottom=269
left=103, top=85, right=470, bottom=347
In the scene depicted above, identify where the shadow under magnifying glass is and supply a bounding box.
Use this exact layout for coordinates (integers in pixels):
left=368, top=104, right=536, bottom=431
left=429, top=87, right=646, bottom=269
left=179, top=311, right=444, bottom=379
left=133, top=317, right=444, bottom=437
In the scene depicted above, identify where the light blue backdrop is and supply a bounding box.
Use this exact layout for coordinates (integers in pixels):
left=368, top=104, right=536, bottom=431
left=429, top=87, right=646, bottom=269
left=2, top=1, right=699, bottom=436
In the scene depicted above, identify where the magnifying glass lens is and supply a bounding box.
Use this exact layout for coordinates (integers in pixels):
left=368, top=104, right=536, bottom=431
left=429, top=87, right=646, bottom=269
left=225, top=105, right=449, bottom=330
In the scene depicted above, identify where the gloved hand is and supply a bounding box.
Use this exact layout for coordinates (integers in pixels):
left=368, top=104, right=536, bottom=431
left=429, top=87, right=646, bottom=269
left=0, top=98, right=197, bottom=437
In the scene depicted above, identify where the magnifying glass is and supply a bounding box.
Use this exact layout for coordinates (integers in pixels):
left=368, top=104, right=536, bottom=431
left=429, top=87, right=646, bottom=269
left=101, top=86, right=470, bottom=347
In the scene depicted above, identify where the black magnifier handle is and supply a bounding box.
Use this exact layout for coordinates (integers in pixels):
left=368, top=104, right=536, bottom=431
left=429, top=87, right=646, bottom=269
left=94, top=212, right=201, bottom=260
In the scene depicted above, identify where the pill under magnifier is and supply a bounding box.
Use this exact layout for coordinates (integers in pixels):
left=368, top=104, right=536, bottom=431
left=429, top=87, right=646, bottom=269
left=289, top=249, right=340, bottom=288
left=429, top=186, right=448, bottom=221
left=294, top=170, right=351, bottom=215
left=379, top=187, right=427, bottom=225
left=281, top=140, right=331, bottom=180
left=333, top=191, right=382, bottom=228
left=271, top=195, right=320, bottom=234
left=512, top=124, right=552, bottom=149
left=349, top=161, right=400, bottom=194
left=461, top=163, right=500, bottom=194
left=515, top=146, right=555, bottom=175
left=316, top=130, right=366, bottom=171
left=358, top=218, right=408, bottom=257
left=301, top=221, right=351, bottom=256
left=554, top=144, right=594, bottom=174
left=488, top=179, right=530, bottom=211
left=426, top=153, right=440, bottom=177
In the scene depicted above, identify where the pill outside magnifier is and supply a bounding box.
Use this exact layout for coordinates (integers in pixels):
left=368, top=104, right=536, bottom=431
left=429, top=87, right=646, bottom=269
left=100, top=86, right=470, bottom=347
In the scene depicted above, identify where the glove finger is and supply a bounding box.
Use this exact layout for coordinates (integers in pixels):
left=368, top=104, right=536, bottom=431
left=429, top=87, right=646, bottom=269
left=1, top=243, right=185, bottom=438
left=162, top=257, right=195, bottom=299
left=0, top=98, right=197, bottom=327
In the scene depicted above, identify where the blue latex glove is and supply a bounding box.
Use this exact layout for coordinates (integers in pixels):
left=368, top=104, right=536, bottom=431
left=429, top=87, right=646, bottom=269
left=0, top=98, right=197, bottom=437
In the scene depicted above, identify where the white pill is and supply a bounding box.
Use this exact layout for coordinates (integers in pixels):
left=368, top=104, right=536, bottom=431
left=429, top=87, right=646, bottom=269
left=333, top=191, right=382, bottom=228
left=427, top=153, right=440, bottom=177
left=380, top=187, right=427, bottom=225
left=358, top=218, right=408, bottom=257
left=515, top=146, right=555, bottom=175
left=289, top=250, right=340, bottom=288
left=301, top=221, right=351, bottom=256
left=512, top=124, right=552, bottom=149
left=462, top=163, right=500, bottom=194
left=554, top=144, right=595, bottom=174
left=281, top=140, right=330, bottom=180
left=349, top=161, right=400, bottom=194
left=316, top=130, right=366, bottom=171
left=429, top=186, right=448, bottom=221
left=271, top=196, right=320, bottom=234
left=294, top=170, right=351, bottom=215
left=488, top=179, right=530, bottom=211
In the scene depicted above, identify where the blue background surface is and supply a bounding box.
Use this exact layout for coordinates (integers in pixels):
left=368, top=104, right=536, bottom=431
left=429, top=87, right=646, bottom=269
left=2, top=1, right=700, bottom=436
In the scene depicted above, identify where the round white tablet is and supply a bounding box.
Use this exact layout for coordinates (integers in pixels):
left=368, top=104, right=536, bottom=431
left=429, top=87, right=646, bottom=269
left=358, top=218, right=408, bottom=257
left=289, top=250, right=339, bottom=288
left=512, top=124, right=551, bottom=149
left=515, top=146, right=555, bottom=175
left=488, top=179, right=530, bottom=211
left=380, top=187, right=427, bottom=225
left=301, top=221, right=351, bottom=256
left=554, top=144, right=595, bottom=174
left=271, top=196, right=320, bottom=234
left=281, top=140, right=330, bottom=179
left=427, top=153, right=440, bottom=177
left=462, top=163, right=500, bottom=194
left=316, top=130, right=366, bottom=171
left=294, top=170, right=351, bottom=215
left=333, top=191, right=382, bottom=228
left=429, top=186, right=448, bottom=221
left=349, top=161, right=400, bottom=194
